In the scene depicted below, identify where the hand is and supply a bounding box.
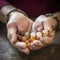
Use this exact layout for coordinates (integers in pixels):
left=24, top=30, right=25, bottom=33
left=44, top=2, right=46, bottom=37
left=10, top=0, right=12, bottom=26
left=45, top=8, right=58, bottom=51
left=30, top=15, right=57, bottom=50
left=7, top=12, right=33, bottom=54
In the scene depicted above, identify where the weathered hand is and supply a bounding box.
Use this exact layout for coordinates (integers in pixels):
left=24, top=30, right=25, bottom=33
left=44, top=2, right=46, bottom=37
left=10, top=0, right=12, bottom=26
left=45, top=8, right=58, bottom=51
left=30, top=15, right=57, bottom=50
left=7, top=12, right=33, bottom=54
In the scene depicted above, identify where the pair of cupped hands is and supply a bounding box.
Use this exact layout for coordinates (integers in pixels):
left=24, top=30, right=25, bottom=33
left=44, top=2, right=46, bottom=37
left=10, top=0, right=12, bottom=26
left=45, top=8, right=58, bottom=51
left=7, top=12, right=57, bottom=55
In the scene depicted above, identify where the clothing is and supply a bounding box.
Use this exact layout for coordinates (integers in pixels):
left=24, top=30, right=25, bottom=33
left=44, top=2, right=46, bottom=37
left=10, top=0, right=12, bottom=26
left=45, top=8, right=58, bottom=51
left=0, top=0, right=60, bottom=17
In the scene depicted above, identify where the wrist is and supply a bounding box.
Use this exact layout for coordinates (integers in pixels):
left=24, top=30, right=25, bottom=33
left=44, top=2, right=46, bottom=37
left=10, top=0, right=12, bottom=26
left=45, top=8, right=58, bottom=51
left=0, top=5, right=16, bottom=16
left=8, top=9, right=27, bottom=18
left=54, top=12, right=60, bottom=22
left=7, top=9, right=28, bottom=23
left=0, top=5, right=16, bottom=23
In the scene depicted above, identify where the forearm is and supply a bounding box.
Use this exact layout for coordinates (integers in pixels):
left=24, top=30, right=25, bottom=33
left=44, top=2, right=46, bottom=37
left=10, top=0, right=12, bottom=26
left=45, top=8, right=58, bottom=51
left=0, top=5, right=16, bottom=23
left=0, top=0, right=16, bottom=23
left=0, top=0, right=9, bottom=9
left=0, top=0, right=15, bottom=16
left=0, top=5, right=16, bottom=16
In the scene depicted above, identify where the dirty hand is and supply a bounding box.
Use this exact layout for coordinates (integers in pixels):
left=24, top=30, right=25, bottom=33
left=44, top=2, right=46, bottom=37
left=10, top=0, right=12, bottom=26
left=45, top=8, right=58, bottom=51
left=7, top=12, right=33, bottom=54
left=30, top=15, right=57, bottom=50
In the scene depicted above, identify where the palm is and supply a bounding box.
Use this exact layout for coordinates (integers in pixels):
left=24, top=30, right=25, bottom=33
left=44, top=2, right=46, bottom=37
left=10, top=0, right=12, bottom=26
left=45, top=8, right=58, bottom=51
left=7, top=12, right=33, bottom=54
left=30, top=15, right=57, bottom=50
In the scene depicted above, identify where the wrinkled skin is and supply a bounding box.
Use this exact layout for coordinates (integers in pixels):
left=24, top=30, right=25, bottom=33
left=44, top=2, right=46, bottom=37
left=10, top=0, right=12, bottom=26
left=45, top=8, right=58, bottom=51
left=7, top=12, right=33, bottom=54
left=7, top=13, right=57, bottom=54
left=30, top=15, right=57, bottom=50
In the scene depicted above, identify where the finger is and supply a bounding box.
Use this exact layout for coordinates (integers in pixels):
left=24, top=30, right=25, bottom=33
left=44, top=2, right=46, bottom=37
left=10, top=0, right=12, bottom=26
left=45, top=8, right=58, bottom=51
left=27, top=19, right=33, bottom=33
left=40, top=31, right=55, bottom=45
left=30, top=40, right=44, bottom=50
left=30, top=44, right=40, bottom=50
left=18, top=48, right=30, bottom=55
left=30, top=44, right=36, bottom=50
left=16, top=17, right=29, bottom=33
left=31, top=22, right=36, bottom=32
left=35, top=15, right=46, bottom=23
left=34, top=15, right=46, bottom=31
left=30, top=46, right=42, bottom=50
left=15, top=41, right=30, bottom=54
left=7, top=23, right=17, bottom=44
left=15, top=42, right=27, bottom=49
left=32, top=16, right=45, bottom=32
left=31, top=40, right=44, bottom=47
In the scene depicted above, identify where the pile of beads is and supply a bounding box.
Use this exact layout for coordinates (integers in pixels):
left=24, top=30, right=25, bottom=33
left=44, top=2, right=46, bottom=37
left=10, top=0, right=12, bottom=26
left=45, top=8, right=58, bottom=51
left=17, top=27, right=53, bottom=48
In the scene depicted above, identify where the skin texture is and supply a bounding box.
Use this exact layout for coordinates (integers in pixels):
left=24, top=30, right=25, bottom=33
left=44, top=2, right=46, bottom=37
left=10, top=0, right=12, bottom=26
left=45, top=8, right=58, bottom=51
left=0, top=5, right=60, bottom=55
left=7, top=12, right=33, bottom=54
left=30, top=15, right=57, bottom=50
left=7, top=13, right=57, bottom=54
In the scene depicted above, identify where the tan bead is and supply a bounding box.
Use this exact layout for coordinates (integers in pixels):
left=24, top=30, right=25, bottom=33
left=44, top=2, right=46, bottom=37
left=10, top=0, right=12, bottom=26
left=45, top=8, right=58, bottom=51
left=30, top=36, right=35, bottom=42
left=25, top=40, right=31, bottom=47
left=30, top=32, right=36, bottom=37
left=25, top=32, right=30, bottom=37
left=42, top=30, right=48, bottom=36
left=36, top=32, right=42, bottom=39
left=26, top=42, right=31, bottom=47
left=22, top=36, right=27, bottom=42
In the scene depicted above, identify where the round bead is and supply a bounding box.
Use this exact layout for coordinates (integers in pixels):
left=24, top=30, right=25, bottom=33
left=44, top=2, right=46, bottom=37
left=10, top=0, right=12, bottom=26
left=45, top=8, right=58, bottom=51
left=42, top=30, right=48, bottom=36
left=30, top=32, right=36, bottom=37
left=25, top=32, right=30, bottom=37
left=26, top=42, right=31, bottom=47
left=36, top=32, right=42, bottom=39
left=30, top=36, right=35, bottom=42
left=22, top=36, right=27, bottom=42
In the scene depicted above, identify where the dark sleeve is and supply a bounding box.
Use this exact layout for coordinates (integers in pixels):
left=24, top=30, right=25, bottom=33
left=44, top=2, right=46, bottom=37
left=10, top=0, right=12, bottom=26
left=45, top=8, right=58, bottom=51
left=0, top=0, right=9, bottom=9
